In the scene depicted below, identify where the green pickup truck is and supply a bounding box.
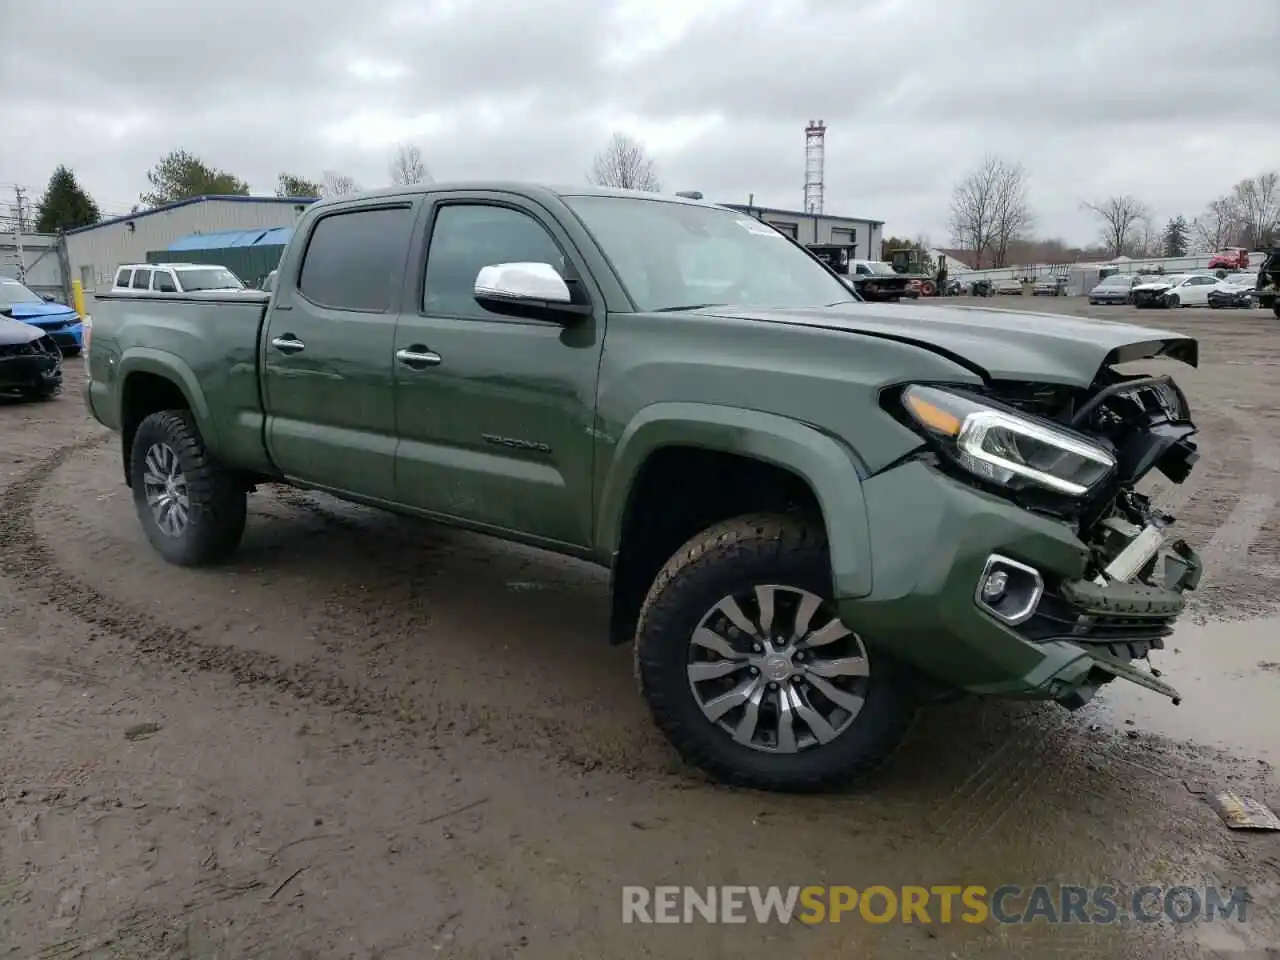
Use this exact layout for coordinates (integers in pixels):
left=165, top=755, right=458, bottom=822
left=85, top=183, right=1205, bottom=792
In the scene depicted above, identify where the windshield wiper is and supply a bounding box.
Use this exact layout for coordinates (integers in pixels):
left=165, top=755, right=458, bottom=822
left=652, top=303, right=727, bottom=312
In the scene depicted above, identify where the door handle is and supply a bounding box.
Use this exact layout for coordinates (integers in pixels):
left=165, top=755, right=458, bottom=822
left=396, top=347, right=442, bottom=369
left=271, top=335, right=305, bottom=354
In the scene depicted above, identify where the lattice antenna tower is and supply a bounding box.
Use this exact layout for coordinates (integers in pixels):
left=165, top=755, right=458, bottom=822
left=804, top=120, right=826, bottom=215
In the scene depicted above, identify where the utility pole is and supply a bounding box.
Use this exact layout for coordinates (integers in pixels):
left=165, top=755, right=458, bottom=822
left=12, top=185, right=27, bottom=282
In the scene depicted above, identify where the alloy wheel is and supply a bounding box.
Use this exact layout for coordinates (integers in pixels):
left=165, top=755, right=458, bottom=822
left=142, top=441, right=190, bottom=537
left=686, top=584, right=870, bottom=753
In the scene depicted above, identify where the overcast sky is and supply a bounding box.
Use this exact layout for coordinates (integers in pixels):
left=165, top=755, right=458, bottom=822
left=2, top=0, right=1276, bottom=245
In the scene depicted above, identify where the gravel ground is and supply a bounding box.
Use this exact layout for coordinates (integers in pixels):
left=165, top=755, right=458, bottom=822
left=1, top=299, right=1278, bottom=959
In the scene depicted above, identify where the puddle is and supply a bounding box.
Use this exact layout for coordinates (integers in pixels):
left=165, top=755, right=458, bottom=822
left=1087, top=616, right=1280, bottom=767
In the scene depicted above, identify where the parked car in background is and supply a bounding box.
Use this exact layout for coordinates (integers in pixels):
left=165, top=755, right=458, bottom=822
left=1207, top=247, right=1251, bottom=271
left=1032, top=276, right=1067, bottom=296
left=111, top=263, right=245, bottom=294
left=994, top=278, right=1023, bottom=295
left=0, top=278, right=84, bottom=356
left=1131, top=273, right=1219, bottom=308
left=0, top=316, right=63, bottom=399
left=1087, top=273, right=1141, bottom=305
left=1207, top=274, right=1258, bottom=309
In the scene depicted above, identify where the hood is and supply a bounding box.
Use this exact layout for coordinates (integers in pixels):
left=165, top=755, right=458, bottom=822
left=1132, top=281, right=1174, bottom=292
left=699, top=302, right=1197, bottom=386
left=1, top=300, right=79, bottom=324
left=0, top=317, right=46, bottom=346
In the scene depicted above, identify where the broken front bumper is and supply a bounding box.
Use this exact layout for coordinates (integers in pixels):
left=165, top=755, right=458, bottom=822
left=838, top=460, right=1201, bottom=708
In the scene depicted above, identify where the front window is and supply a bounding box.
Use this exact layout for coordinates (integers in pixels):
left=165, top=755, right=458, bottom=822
left=1099, top=275, right=1132, bottom=287
left=0, top=280, right=40, bottom=307
left=563, top=196, right=850, bottom=311
left=175, top=267, right=244, bottom=292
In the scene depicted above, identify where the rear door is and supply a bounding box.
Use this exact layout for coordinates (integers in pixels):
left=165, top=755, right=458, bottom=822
left=391, top=192, right=605, bottom=548
left=261, top=198, right=418, bottom=500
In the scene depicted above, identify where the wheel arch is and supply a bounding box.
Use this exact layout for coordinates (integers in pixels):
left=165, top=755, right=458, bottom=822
left=118, top=349, right=216, bottom=486
left=596, top=403, right=874, bottom=644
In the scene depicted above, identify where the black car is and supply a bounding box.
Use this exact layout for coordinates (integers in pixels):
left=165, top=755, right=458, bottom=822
left=1207, top=283, right=1256, bottom=309
left=0, top=317, right=63, bottom=401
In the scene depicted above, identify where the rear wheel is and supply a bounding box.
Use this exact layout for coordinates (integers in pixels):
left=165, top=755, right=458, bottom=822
left=130, top=409, right=247, bottom=567
left=634, top=514, right=916, bottom=792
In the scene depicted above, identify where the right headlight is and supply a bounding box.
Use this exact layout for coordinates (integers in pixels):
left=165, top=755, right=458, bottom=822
left=901, top=384, right=1117, bottom=497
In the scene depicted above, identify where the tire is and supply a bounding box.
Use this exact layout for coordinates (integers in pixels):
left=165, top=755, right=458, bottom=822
left=633, top=513, right=917, bottom=792
left=1088, top=300, right=1099, bottom=306
left=129, top=409, right=247, bottom=567
left=1166, top=294, right=1179, bottom=308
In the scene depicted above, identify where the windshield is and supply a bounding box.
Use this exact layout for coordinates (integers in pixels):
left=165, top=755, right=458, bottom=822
left=0, top=279, right=41, bottom=307
left=176, top=267, right=243, bottom=292
left=1098, top=275, right=1133, bottom=287
left=563, top=196, right=850, bottom=311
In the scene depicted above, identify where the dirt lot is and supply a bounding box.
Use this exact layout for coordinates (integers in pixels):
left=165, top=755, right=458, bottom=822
left=2, top=299, right=1278, bottom=959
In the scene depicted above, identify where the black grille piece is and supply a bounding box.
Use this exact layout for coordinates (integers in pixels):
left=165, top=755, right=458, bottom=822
left=1017, top=584, right=1177, bottom=662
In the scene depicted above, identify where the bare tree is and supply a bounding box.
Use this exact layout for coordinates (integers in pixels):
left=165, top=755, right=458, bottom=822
left=989, top=159, right=1033, bottom=268
left=947, top=155, right=1028, bottom=268
left=390, top=143, right=431, bottom=186
left=320, top=170, right=361, bottom=198
left=1082, top=195, right=1151, bottom=257
left=1191, top=196, right=1240, bottom=253
left=587, top=132, right=660, bottom=192
left=1232, top=172, right=1279, bottom=248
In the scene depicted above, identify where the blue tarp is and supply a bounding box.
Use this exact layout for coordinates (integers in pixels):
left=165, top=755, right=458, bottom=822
left=167, top=227, right=295, bottom=251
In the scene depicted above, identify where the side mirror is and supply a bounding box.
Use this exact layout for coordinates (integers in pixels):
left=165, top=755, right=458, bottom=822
left=41, top=294, right=55, bottom=302
left=474, top=262, right=591, bottom=323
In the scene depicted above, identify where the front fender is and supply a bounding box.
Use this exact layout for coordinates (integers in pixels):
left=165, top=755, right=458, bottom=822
left=117, top=348, right=218, bottom=450
left=596, top=402, right=875, bottom=599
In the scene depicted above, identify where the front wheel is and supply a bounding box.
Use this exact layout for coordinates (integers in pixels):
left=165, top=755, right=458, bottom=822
left=634, top=514, right=916, bottom=792
left=130, top=409, right=247, bottom=567
left=1166, top=293, right=1180, bottom=308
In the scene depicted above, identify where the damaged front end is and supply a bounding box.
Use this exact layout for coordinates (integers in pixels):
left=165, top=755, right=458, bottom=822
left=884, top=344, right=1204, bottom=709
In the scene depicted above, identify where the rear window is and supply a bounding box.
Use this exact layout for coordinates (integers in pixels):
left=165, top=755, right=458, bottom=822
left=131, top=269, right=152, bottom=290
left=175, top=267, right=242, bottom=292
left=298, top=205, right=416, bottom=312
left=115, top=268, right=132, bottom=287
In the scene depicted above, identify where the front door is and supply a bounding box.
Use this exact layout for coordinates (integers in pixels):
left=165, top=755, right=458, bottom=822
left=262, top=201, right=417, bottom=500
left=392, top=195, right=605, bottom=549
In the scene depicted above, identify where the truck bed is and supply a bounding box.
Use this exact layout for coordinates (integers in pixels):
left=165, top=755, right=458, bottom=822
left=84, top=290, right=277, bottom=476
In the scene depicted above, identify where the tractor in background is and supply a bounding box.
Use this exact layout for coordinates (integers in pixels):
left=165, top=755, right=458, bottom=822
left=888, top=247, right=942, bottom=297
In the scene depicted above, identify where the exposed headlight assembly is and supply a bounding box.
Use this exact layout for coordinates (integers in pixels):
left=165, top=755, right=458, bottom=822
left=901, top=385, right=1116, bottom=497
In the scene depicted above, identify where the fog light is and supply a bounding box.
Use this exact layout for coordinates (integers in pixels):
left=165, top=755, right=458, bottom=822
left=974, top=555, right=1044, bottom=626
left=980, top=570, right=1009, bottom=602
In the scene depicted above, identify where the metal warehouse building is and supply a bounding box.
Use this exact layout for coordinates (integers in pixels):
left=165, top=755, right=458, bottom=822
left=65, top=195, right=317, bottom=304
left=721, top=203, right=884, bottom=262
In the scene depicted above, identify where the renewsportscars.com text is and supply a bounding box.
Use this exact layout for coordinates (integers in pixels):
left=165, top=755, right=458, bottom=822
left=621, top=884, right=1250, bottom=925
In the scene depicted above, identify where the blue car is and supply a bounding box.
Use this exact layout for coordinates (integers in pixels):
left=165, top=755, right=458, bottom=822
left=0, top=278, right=84, bottom=356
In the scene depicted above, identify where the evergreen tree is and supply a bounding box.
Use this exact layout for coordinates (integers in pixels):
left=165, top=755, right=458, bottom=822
left=140, top=149, right=250, bottom=207
left=276, top=173, right=321, bottom=198
left=1162, top=215, right=1190, bottom=258
left=34, top=165, right=101, bottom=233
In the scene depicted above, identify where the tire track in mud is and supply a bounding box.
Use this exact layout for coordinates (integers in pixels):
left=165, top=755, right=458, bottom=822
left=1184, top=405, right=1280, bottom=620
left=0, top=439, right=666, bottom=781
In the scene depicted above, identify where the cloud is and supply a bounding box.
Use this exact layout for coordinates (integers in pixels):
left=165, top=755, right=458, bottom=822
left=2, top=0, right=1276, bottom=241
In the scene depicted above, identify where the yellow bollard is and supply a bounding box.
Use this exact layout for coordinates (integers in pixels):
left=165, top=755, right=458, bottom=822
left=71, top=279, right=87, bottom=317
